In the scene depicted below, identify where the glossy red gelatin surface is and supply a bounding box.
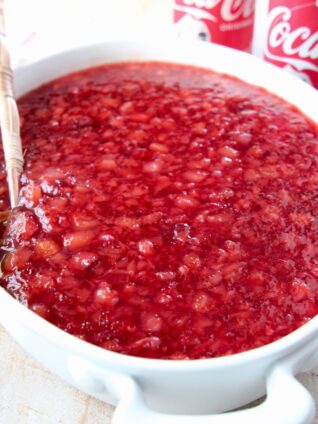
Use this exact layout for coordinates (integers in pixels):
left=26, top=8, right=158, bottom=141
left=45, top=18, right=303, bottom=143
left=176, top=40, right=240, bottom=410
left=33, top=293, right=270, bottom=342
left=1, top=62, right=318, bottom=359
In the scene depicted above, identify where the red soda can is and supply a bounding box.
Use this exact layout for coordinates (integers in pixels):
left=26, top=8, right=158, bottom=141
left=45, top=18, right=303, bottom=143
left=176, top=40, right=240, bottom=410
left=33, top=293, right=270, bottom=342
left=263, top=0, right=318, bottom=88
left=173, top=0, right=256, bottom=52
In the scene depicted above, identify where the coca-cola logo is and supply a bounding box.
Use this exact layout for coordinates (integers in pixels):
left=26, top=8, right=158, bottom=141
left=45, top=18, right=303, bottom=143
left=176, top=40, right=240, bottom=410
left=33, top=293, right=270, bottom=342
left=174, top=0, right=254, bottom=22
left=265, top=5, right=318, bottom=73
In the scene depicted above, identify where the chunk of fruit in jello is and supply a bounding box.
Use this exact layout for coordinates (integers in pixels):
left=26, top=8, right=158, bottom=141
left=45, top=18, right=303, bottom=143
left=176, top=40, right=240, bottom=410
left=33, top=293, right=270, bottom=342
left=35, top=239, right=60, bottom=258
left=63, top=230, right=96, bottom=251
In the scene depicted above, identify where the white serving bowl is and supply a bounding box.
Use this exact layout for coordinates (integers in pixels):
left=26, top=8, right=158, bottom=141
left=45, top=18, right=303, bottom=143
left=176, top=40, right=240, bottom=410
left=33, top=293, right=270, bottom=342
left=1, top=40, right=318, bottom=424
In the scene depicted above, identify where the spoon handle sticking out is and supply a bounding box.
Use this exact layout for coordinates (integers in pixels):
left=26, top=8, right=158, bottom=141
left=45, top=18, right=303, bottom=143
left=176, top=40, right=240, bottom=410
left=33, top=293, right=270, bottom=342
left=0, top=0, right=24, bottom=208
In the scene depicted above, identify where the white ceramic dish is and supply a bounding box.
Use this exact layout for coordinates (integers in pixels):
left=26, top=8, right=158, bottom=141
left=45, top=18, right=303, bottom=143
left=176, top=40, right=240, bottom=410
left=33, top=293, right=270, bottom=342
left=1, top=40, right=318, bottom=424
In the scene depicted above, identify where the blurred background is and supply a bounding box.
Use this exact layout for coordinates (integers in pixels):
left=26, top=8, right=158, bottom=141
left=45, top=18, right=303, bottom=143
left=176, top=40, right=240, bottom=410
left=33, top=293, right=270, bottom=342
left=4, top=0, right=267, bottom=67
left=4, top=0, right=173, bottom=67
left=4, top=1, right=318, bottom=87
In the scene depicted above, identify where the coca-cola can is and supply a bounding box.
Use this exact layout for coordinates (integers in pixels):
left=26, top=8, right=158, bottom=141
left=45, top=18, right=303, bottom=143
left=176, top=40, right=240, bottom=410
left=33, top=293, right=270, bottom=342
left=173, top=0, right=256, bottom=52
left=262, top=0, right=318, bottom=88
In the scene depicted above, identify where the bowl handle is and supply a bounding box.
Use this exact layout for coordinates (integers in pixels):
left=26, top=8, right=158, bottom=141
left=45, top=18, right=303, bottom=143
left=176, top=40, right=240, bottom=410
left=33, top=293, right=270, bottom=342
left=111, top=343, right=318, bottom=424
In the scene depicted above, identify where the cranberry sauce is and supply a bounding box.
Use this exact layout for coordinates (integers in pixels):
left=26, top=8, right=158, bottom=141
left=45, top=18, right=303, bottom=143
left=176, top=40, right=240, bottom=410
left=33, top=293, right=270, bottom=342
left=1, top=62, right=318, bottom=359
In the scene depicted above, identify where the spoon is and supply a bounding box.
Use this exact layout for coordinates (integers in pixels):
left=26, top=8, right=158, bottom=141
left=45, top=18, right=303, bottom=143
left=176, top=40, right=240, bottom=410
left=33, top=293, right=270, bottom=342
left=0, top=0, right=24, bottom=208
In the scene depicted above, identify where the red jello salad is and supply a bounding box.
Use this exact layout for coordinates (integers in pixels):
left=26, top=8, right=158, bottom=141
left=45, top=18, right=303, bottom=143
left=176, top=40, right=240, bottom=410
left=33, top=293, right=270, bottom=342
left=0, top=62, right=318, bottom=359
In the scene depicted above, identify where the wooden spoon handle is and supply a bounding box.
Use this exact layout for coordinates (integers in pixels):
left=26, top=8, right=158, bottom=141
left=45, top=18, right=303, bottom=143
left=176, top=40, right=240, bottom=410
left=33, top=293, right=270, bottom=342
left=0, top=0, right=24, bottom=208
